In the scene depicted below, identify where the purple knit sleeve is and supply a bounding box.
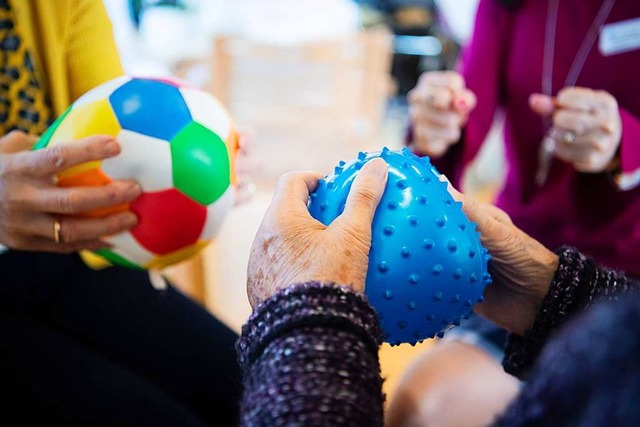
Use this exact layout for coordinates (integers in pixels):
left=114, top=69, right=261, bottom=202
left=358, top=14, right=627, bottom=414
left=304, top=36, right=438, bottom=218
left=237, top=282, right=384, bottom=427
left=503, top=247, right=639, bottom=377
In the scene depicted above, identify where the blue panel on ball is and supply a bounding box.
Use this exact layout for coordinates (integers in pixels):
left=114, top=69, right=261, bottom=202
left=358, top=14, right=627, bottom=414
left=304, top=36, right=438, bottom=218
left=308, top=147, right=491, bottom=345
left=109, top=78, right=192, bottom=141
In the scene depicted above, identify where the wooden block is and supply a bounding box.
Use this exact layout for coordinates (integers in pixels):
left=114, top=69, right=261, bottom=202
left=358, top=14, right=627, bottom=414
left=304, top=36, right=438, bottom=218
left=163, top=253, right=207, bottom=304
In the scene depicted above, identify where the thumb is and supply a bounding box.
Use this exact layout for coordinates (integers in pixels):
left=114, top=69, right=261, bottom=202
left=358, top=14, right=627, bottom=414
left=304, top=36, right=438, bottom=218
left=529, top=93, right=555, bottom=117
left=337, top=158, right=388, bottom=231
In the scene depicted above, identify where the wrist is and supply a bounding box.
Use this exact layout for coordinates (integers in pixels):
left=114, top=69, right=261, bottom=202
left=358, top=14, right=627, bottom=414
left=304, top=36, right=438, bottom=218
left=239, top=282, right=382, bottom=369
left=536, top=250, right=560, bottom=303
left=511, top=250, right=559, bottom=336
left=503, top=247, right=596, bottom=376
left=499, top=239, right=559, bottom=337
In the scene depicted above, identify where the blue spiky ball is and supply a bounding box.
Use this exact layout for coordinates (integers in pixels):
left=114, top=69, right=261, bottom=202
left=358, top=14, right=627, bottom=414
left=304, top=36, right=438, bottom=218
left=308, top=148, right=492, bottom=345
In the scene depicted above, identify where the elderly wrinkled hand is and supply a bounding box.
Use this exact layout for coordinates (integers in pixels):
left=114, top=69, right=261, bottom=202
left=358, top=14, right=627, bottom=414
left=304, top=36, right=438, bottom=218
left=246, top=159, right=388, bottom=309
left=449, top=186, right=559, bottom=336
left=530, top=87, right=622, bottom=173
left=0, top=131, right=141, bottom=253
left=408, top=70, right=476, bottom=158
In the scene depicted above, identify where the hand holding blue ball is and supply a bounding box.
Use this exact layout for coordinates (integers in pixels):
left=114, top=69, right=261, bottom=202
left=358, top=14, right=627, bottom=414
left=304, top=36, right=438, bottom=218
left=308, top=147, right=492, bottom=345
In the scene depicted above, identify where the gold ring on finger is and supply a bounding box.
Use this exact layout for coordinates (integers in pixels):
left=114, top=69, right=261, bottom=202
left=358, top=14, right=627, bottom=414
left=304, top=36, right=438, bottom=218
left=53, top=217, right=62, bottom=244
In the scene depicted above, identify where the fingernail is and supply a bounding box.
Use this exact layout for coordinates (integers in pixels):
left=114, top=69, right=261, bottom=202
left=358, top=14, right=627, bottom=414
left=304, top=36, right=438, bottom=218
left=105, top=140, right=120, bottom=156
left=455, top=97, right=468, bottom=112
left=123, top=212, right=138, bottom=228
left=365, top=158, right=388, bottom=181
left=126, top=182, right=142, bottom=198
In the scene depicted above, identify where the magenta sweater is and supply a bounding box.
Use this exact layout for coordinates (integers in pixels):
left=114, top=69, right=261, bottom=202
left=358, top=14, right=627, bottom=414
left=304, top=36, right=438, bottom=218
left=432, top=0, right=640, bottom=275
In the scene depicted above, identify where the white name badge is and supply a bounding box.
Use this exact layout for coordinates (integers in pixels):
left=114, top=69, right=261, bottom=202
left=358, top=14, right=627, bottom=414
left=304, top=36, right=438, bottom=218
left=600, top=17, right=640, bottom=56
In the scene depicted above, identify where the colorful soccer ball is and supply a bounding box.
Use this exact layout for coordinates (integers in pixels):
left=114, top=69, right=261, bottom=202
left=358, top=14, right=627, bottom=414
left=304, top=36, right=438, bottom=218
left=35, top=76, right=238, bottom=270
left=309, top=148, right=492, bottom=345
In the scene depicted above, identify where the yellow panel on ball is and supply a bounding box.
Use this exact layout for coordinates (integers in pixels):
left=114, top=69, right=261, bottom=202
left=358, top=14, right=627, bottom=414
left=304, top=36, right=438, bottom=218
left=47, top=99, right=122, bottom=145
left=80, top=251, right=112, bottom=270
left=227, top=127, right=240, bottom=185
left=145, top=241, right=210, bottom=270
left=47, top=99, right=122, bottom=188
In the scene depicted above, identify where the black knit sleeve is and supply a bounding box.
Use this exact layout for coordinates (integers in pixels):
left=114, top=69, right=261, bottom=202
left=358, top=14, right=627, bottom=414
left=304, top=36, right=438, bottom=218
left=237, top=282, right=385, bottom=427
left=503, top=246, right=638, bottom=377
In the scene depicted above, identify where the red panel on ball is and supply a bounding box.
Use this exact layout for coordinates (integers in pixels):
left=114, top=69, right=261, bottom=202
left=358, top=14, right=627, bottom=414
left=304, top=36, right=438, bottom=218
left=130, top=189, right=206, bottom=255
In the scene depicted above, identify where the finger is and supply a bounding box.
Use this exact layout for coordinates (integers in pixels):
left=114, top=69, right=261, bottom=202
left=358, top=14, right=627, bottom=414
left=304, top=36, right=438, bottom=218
left=412, top=124, right=455, bottom=157
left=449, top=183, right=511, bottom=228
left=271, top=171, right=324, bottom=215
left=572, top=159, right=611, bottom=173
left=413, top=119, right=461, bottom=145
left=556, top=87, right=613, bottom=113
left=592, top=89, right=618, bottom=113
left=336, top=158, right=388, bottom=233
left=24, top=211, right=137, bottom=243
left=553, top=109, right=597, bottom=135
left=449, top=184, right=481, bottom=223
left=556, top=86, right=593, bottom=107
left=40, top=237, right=110, bottom=253
left=17, top=135, right=120, bottom=177
left=419, top=70, right=465, bottom=92
left=410, top=85, right=456, bottom=110
left=529, top=93, right=555, bottom=117
left=478, top=203, right=513, bottom=225
left=554, top=130, right=611, bottom=154
left=4, top=235, right=109, bottom=253
left=59, top=213, right=138, bottom=244
left=554, top=139, right=584, bottom=163
left=446, top=180, right=514, bottom=225
left=0, top=130, right=38, bottom=154
left=32, top=180, right=142, bottom=215
left=554, top=137, right=613, bottom=172
left=453, top=89, right=477, bottom=115
left=411, top=139, right=450, bottom=158
left=460, top=198, right=509, bottom=246
left=554, top=139, right=602, bottom=167
left=411, top=103, right=462, bottom=129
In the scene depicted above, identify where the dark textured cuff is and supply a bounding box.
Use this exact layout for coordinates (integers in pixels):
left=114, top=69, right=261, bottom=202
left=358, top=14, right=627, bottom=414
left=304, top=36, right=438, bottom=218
left=503, top=246, right=634, bottom=377
left=237, top=282, right=382, bottom=370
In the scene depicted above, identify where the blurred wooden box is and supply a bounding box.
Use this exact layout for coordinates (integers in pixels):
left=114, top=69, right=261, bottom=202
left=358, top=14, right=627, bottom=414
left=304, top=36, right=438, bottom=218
left=163, top=254, right=206, bottom=303
left=210, top=27, right=393, bottom=136
left=204, top=27, right=393, bottom=181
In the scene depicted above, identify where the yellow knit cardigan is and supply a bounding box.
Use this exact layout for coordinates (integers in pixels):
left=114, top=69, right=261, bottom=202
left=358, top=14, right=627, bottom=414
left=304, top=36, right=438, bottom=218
left=13, top=0, right=124, bottom=116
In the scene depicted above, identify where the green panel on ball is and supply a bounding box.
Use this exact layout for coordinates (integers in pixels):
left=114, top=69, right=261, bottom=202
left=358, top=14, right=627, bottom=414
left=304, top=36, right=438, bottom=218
left=171, top=121, right=230, bottom=205
left=33, top=105, right=73, bottom=150
left=94, top=249, right=143, bottom=270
